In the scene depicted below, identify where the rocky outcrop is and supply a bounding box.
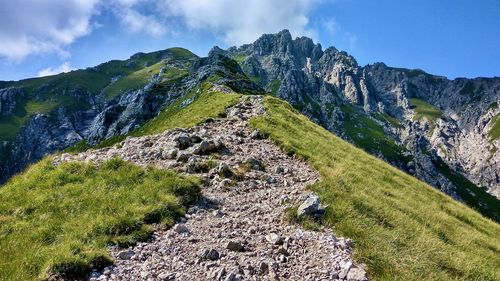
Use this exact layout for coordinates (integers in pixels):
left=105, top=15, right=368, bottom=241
left=0, top=87, right=25, bottom=116
left=223, top=30, right=500, bottom=205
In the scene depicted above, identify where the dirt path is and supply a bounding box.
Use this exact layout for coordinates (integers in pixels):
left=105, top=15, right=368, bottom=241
left=57, top=93, right=368, bottom=281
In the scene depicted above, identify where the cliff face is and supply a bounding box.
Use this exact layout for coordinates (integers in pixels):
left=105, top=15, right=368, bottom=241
left=223, top=30, right=500, bottom=205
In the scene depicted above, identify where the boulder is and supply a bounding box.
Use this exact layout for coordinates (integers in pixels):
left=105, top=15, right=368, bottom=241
left=297, top=195, right=325, bottom=218
left=226, top=241, right=245, bottom=252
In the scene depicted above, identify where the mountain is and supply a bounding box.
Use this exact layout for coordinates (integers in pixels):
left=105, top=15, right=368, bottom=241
left=1, top=30, right=498, bottom=221
left=0, top=30, right=499, bottom=281
left=220, top=30, right=500, bottom=219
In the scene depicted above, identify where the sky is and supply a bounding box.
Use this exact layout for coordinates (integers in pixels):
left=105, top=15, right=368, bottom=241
left=0, top=0, right=499, bottom=81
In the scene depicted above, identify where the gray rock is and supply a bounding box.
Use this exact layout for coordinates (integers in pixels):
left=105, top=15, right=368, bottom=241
left=297, top=195, right=321, bottom=217
left=347, top=266, right=368, bottom=281
left=265, top=233, right=283, bottom=245
left=173, top=223, right=189, bottom=234
left=201, top=248, right=220, bottom=261
left=173, top=133, right=191, bottom=149
left=226, top=241, right=245, bottom=252
left=217, top=162, right=234, bottom=178
left=244, top=158, right=265, bottom=171
left=117, top=250, right=135, bottom=260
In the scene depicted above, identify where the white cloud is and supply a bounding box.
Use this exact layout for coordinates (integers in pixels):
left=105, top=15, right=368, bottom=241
left=113, top=2, right=167, bottom=37
left=0, top=0, right=100, bottom=62
left=160, top=0, right=318, bottom=45
left=37, top=62, right=74, bottom=77
left=0, top=0, right=321, bottom=63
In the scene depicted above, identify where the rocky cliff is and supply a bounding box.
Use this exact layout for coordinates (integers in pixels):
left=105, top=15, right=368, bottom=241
left=222, top=30, right=500, bottom=216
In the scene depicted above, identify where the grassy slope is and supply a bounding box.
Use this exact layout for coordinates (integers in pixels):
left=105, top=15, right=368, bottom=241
left=409, top=98, right=443, bottom=123
left=66, top=85, right=240, bottom=152
left=250, top=96, right=500, bottom=281
left=340, top=105, right=410, bottom=164
left=488, top=113, right=500, bottom=142
left=0, top=158, right=199, bottom=281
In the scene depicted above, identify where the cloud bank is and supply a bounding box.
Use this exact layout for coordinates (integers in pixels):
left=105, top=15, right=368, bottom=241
left=161, top=0, right=317, bottom=46
left=1, top=0, right=319, bottom=62
left=37, top=62, right=74, bottom=77
left=0, top=0, right=99, bottom=62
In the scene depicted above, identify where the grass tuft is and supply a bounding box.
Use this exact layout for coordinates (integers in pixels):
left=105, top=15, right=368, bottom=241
left=0, top=158, right=200, bottom=281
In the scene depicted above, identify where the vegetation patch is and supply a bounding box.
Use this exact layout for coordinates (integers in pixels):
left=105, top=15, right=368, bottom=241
left=250, top=96, right=500, bottom=281
left=0, top=158, right=200, bottom=281
left=66, top=84, right=240, bottom=152
left=432, top=158, right=499, bottom=221
left=340, top=105, right=410, bottom=164
left=269, top=79, right=281, bottom=95
left=103, top=62, right=165, bottom=99
left=409, top=98, right=443, bottom=123
left=233, top=54, right=247, bottom=64
left=488, top=113, right=500, bottom=142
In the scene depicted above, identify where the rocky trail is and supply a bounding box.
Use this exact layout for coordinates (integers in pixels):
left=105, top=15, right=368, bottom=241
left=56, top=93, right=368, bottom=281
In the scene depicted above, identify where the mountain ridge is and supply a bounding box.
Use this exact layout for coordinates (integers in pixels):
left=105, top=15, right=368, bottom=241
left=0, top=30, right=499, bottom=222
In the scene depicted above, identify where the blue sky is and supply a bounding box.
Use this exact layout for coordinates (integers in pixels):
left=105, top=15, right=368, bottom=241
left=0, top=0, right=499, bottom=81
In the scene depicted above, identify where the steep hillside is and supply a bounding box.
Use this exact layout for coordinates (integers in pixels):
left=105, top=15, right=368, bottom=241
left=251, top=96, right=500, bottom=280
left=221, top=30, right=500, bottom=218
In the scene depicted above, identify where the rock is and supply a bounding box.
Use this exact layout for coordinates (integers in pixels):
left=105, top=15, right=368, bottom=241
left=192, top=140, right=221, bottom=155
left=277, top=247, right=290, bottom=256
left=117, top=250, right=135, bottom=260
left=265, top=233, right=283, bottom=245
left=157, top=272, right=176, bottom=280
left=213, top=210, right=224, bottom=217
left=249, top=129, right=262, bottom=139
left=218, top=178, right=232, bottom=188
left=162, top=148, right=178, bottom=159
left=217, top=162, right=234, bottom=178
left=176, top=151, right=191, bottom=162
left=347, top=266, right=368, bottom=281
left=297, top=195, right=323, bottom=217
left=201, top=248, right=220, bottom=261
left=257, top=261, right=269, bottom=275
left=173, top=223, right=189, bottom=234
left=173, top=133, right=191, bottom=149
left=244, top=158, right=265, bottom=171
left=267, top=176, right=277, bottom=184
left=275, top=166, right=284, bottom=174
left=226, top=241, right=245, bottom=252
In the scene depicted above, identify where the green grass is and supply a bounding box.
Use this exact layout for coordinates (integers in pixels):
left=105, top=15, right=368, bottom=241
left=103, top=62, right=165, bottom=98
left=341, top=105, right=409, bottom=164
left=375, top=112, right=403, bottom=129
left=269, top=79, right=281, bottom=95
left=409, top=98, right=443, bottom=123
left=432, top=158, right=499, bottom=221
left=488, top=113, right=500, bottom=142
left=66, top=84, right=240, bottom=152
left=233, top=54, right=247, bottom=64
left=250, top=96, right=500, bottom=281
left=0, top=158, right=200, bottom=281
left=132, top=85, right=239, bottom=136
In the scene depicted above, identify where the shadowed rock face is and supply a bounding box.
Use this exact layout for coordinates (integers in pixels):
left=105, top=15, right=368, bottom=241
left=223, top=30, right=500, bottom=203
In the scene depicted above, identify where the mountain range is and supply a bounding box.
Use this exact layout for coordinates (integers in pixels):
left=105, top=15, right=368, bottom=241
left=1, top=30, right=498, bottom=221
left=0, top=30, right=499, bottom=281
